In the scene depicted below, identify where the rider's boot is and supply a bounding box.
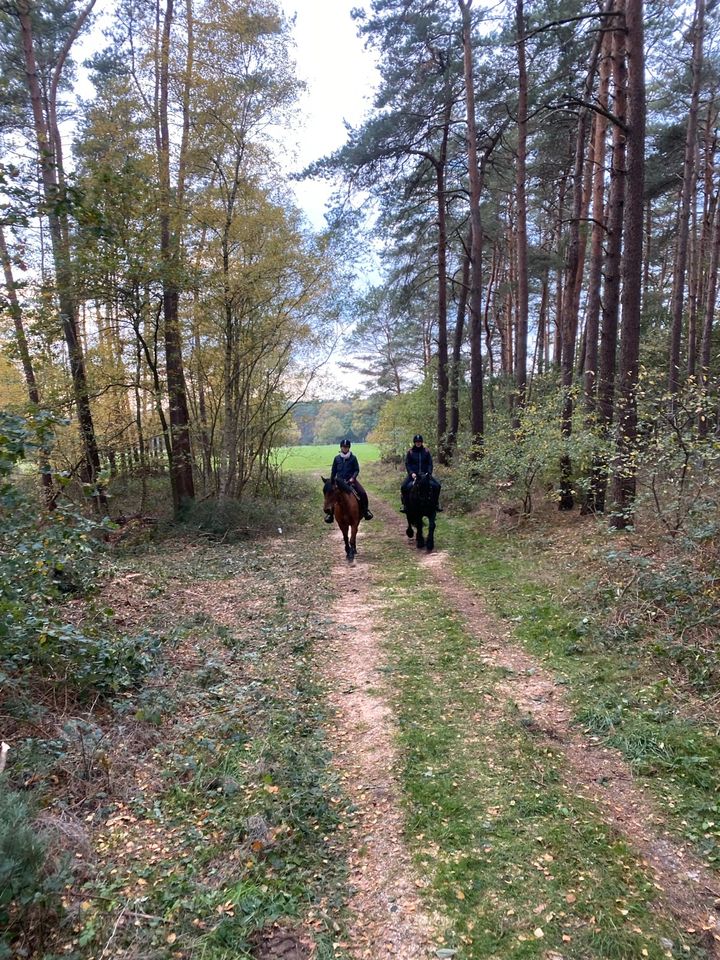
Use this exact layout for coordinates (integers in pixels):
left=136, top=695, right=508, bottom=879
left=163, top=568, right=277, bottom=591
left=364, top=509, right=374, bottom=520
left=324, top=510, right=334, bottom=524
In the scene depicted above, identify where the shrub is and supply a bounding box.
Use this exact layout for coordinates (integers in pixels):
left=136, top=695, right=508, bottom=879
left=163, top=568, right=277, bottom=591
left=0, top=780, right=67, bottom=956
left=0, top=412, right=155, bottom=694
left=443, top=393, right=602, bottom=515
left=369, top=379, right=437, bottom=460
left=182, top=473, right=313, bottom=541
left=632, top=376, right=720, bottom=536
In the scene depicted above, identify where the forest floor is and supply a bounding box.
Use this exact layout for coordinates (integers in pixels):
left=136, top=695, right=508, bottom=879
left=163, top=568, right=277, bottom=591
left=8, top=466, right=720, bottom=960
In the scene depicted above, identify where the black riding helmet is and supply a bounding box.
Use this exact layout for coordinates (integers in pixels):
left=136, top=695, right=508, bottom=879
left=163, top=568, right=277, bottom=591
left=339, top=438, right=351, bottom=448
left=413, top=434, right=423, bottom=443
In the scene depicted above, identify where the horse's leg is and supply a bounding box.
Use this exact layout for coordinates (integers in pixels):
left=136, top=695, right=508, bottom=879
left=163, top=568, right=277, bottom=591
left=416, top=516, right=425, bottom=549
left=349, top=520, right=358, bottom=561
left=426, top=511, right=436, bottom=552
left=339, top=520, right=351, bottom=557
left=406, top=512, right=414, bottom=538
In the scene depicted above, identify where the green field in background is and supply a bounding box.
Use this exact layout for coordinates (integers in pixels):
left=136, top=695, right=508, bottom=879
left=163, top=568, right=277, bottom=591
left=276, top=443, right=381, bottom=474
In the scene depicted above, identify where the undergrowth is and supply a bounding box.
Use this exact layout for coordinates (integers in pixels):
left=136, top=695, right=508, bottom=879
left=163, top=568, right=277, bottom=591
left=38, top=509, right=350, bottom=958
left=368, top=522, right=706, bottom=959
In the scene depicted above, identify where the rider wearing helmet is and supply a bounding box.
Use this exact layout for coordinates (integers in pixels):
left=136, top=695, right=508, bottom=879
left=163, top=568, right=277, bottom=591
left=325, top=439, right=373, bottom=523
left=400, top=434, right=442, bottom=513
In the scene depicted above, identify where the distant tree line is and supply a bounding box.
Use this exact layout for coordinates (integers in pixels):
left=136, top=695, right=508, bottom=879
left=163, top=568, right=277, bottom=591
left=290, top=397, right=382, bottom=445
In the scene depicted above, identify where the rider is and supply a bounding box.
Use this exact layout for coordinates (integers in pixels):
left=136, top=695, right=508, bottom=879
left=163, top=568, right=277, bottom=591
left=400, top=434, right=442, bottom=513
left=325, top=439, right=373, bottom=523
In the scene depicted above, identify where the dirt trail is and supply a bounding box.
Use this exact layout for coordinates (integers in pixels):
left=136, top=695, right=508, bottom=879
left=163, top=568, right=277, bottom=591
left=367, top=498, right=720, bottom=956
left=322, top=533, right=442, bottom=958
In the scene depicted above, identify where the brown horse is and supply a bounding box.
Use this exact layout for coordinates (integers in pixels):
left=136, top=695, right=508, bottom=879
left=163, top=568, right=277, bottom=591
left=322, top=477, right=362, bottom=561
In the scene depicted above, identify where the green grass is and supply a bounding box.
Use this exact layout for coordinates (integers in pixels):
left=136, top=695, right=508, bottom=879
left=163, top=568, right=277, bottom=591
left=367, top=521, right=707, bottom=959
left=276, top=443, right=380, bottom=474
left=438, top=518, right=720, bottom=868
left=364, top=463, right=720, bottom=876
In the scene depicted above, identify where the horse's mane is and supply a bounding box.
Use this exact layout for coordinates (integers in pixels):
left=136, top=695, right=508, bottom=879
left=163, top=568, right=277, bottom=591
left=411, top=472, right=433, bottom=496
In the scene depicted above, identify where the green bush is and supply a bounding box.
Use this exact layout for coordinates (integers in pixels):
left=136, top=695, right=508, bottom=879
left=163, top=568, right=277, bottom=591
left=0, top=780, right=67, bottom=956
left=442, top=392, right=603, bottom=514
left=592, top=547, right=720, bottom=689
left=0, top=411, right=156, bottom=694
left=632, top=376, right=720, bottom=536
left=369, top=378, right=438, bottom=460
left=182, top=473, right=314, bottom=540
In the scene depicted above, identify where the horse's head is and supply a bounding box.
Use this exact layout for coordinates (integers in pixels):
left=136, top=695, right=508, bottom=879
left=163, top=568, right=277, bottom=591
left=413, top=472, right=433, bottom=497
left=321, top=476, right=336, bottom=511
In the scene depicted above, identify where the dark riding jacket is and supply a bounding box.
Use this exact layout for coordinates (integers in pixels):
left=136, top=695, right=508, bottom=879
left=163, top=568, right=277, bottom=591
left=405, top=446, right=433, bottom=477
left=331, top=452, right=360, bottom=483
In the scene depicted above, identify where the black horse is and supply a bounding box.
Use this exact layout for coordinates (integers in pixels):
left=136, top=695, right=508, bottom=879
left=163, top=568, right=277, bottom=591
left=405, top=472, right=437, bottom=552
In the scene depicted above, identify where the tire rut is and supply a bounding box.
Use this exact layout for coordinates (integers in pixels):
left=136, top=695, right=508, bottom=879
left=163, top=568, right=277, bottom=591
left=370, top=498, right=720, bottom=956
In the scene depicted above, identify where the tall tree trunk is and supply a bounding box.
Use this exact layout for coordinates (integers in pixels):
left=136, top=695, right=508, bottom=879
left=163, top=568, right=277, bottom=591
left=610, top=0, right=646, bottom=527
left=435, top=107, right=451, bottom=463
left=668, top=0, right=705, bottom=398
left=514, top=0, right=529, bottom=415
left=553, top=174, right=567, bottom=369
left=0, top=224, right=40, bottom=406
left=448, top=235, right=471, bottom=454
left=460, top=0, right=485, bottom=449
left=582, top=24, right=614, bottom=515
left=598, top=5, right=627, bottom=435
left=157, top=0, right=195, bottom=512
left=583, top=36, right=611, bottom=413
left=558, top=0, right=614, bottom=510
left=699, top=193, right=720, bottom=435
left=17, top=1, right=105, bottom=510
left=642, top=198, right=652, bottom=305
left=687, top=148, right=700, bottom=379
left=537, top=272, right=549, bottom=377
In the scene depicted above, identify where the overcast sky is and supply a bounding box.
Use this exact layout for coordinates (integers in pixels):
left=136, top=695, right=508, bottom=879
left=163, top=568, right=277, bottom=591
left=279, top=0, right=378, bottom=228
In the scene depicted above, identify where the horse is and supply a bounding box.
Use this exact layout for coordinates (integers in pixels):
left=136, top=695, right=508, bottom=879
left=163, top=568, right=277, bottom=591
left=405, top=472, right=437, bottom=552
left=322, top=477, right=362, bottom=561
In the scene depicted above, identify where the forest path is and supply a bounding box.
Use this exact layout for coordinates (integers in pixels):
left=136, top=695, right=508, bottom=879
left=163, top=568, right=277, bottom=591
left=322, top=520, right=444, bottom=957
left=333, top=495, right=720, bottom=958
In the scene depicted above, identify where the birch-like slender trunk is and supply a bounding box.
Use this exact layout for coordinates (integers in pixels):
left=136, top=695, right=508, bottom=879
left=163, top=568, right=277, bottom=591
left=157, top=0, right=195, bottom=512
left=668, top=0, right=705, bottom=398
left=459, top=0, right=485, bottom=448
left=17, top=1, right=105, bottom=509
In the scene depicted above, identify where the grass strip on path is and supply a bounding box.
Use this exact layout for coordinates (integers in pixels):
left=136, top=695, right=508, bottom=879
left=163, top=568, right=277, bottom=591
left=356, top=483, right=712, bottom=959
left=367, top=463, right=720, bottom=879
left=443, top=514, right=720, bottom=876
